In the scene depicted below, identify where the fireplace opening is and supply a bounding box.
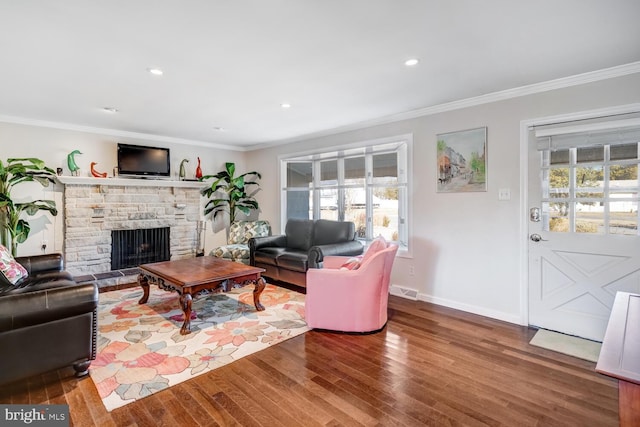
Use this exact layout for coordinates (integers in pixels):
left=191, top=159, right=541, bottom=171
left=111, top=227, right=170, bottom=270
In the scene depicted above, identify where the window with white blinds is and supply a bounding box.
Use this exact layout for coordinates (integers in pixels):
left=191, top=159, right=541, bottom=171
left=534, top=118, right=640, bottom=235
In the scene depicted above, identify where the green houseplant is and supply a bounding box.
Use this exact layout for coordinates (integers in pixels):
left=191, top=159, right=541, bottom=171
left=0, top=158, right=58, bottom=256
left=200, top=162, right=261, bottom=225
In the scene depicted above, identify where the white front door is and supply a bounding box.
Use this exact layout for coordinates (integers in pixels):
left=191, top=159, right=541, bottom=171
left=528, top=121, right=640, bottom=342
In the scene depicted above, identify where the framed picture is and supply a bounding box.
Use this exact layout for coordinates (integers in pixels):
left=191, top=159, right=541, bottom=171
left=436, top=126, right=487, bottom=193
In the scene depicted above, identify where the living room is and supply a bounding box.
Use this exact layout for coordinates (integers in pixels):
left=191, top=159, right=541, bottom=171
left=1, top=1, right=640, bottom=425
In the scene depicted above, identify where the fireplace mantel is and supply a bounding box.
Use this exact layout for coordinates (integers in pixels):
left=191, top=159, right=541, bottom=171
left=57, top=176, right=206, bottom=188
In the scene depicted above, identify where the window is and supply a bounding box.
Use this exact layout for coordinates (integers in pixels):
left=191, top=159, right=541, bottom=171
left=281, top=136, right=410, bottom=250
left=537, top=123, right=640, bottom=235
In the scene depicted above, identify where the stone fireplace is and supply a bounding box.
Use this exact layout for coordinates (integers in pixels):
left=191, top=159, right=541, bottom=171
left=58, top=177, right=203, bottom=287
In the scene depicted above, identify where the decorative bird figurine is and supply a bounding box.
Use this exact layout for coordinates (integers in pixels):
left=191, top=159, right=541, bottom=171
left=179, top=158, right=189, bottom=181
left=90, top=162, right=107, bottom=178
left=195, top=157, right=203, bottom=179
left=67, top=150, right=82, bottom=176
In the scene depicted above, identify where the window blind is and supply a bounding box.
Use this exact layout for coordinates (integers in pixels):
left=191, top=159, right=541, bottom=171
left=535, top=117, right=640, bottom=151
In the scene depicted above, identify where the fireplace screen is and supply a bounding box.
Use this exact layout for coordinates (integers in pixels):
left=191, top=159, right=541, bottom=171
left=111, top=227, right=170, bottom=270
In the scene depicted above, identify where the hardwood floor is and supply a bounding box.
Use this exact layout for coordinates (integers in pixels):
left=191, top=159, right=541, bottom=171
left=0, top=295, right=618, bottom=426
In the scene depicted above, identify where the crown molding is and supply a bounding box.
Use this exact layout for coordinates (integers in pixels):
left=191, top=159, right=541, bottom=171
left=247, top=61, right=640, bottom=151
left=0, top=115, right=246, bottom=152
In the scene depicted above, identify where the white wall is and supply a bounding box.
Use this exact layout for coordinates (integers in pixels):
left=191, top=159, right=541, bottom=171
left=0, top=122, right=246, bottom=256
left=246, top=73, right=640, bottom=324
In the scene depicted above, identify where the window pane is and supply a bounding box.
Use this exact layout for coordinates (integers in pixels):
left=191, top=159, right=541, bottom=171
left=286, top=190, right=311, bottom=219
left=610, top=164, right=638, bottom=197
left=319, top=188, right=338, bottom=220
left=320, top=160, right=337, bottom=185
left=577, top=146, right=604, bottom=163
left=373, top=153, right=397, bottom=184
left=344, top=188, right=366, bottom=238
left=373, top=187, right=399, bottom=242
left=287, top=162, right=312, bottom=187
left=609, top=201, right=638, bottom=235
left=550, top=149, right=569, bottom=165
left=549, top=168, right=569, bottom=198
left=611, top=143, right=638, bottom=161
left=344, top=188, right=366, bottom=210
left=576, top=166, right=604, bottom=198
left=576, top=208, right=603, bottom=234
left=548, top=202, right=569, bottom=233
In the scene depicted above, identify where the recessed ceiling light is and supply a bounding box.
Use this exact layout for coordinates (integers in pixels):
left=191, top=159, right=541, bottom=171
left=102, top=107, right=119, bottom=113
left=213, top=126, right=225, bottom=132
left=281, top=103, right=291, bottom=109
left=147, top=68, right=164, bottom=76
left=404, top=58, right=419, bottom=67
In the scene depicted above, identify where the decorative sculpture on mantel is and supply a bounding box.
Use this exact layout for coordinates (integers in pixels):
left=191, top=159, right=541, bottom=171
left=179, top=158, right=189, bottom=181
left=90, top=162, right=107, bottom=178
left=67, top=150, right=82, bottom=176
left=195, top=157, right=203, bottom=179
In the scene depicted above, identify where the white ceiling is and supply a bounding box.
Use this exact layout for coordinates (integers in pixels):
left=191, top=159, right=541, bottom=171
left=1, top=1, right=639, bottom=150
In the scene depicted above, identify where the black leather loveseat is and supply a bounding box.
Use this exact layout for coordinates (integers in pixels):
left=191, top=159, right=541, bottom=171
left=0, top=253, right=99, bottom=385
left=249, top=219, right=364, bottom=287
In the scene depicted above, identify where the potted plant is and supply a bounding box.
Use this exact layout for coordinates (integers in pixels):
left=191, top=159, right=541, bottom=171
left=0, top=158, right=58, bottom=256
left=200, top=162, right=261, bottom=226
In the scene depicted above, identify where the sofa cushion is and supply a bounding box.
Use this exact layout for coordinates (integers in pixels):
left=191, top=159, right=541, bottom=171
left=0, top=244, right=28, bottom=285
left=276, top=251, right=309, bottom=272
left=211, top=244, right=250, bottom=261
left=285, top=219, right=315, bottom=251
left=254, top=247, right=288, bottom=266
left=313, top=219, right=356, bottom=246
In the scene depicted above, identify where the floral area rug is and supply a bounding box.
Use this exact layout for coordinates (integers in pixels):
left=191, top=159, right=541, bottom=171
left=90, top=284, right=308, bottom=411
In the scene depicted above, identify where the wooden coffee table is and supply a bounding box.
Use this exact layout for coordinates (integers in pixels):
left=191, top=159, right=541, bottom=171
left=138, top=256, right=266, bottom=335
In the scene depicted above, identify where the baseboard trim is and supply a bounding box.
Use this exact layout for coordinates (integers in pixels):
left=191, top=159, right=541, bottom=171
left=418, top=293, right=522, bottom=325
left=389, top=286, right=522, bottom=325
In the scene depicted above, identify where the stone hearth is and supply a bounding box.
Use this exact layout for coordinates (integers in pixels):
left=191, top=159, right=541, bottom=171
left=58, top=177, right=204, bottom=287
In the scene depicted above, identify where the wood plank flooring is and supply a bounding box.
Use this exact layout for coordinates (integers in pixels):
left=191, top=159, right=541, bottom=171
left=0, top=294, right=618, bottom=426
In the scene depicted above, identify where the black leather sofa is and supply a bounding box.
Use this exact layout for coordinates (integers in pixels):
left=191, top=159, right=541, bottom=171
left=0, top=253, right=99, bottom=385
left=249, top=219, right=364, bottom=287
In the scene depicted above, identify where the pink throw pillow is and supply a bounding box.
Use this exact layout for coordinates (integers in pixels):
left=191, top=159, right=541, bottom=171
left=339, top=257, right=361, bottom=271
left=361, top=236, right=387, bottom=264
left=0, top=244, right=28, bottom=285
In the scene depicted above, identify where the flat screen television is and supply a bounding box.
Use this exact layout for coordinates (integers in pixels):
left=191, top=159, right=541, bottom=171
left=117, top=143, right=171, bottom=178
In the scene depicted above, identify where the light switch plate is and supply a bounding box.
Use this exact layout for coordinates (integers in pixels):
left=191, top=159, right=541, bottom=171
left=498, top=188, right=511, bottom=201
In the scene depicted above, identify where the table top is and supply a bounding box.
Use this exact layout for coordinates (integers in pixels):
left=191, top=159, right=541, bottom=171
left=596, top=292, right=640, bottom=384
left=139, top=256, right=264, bottom=288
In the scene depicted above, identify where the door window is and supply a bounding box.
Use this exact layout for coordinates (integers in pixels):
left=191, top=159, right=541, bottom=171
left=540, top=142, right=639, bottom=235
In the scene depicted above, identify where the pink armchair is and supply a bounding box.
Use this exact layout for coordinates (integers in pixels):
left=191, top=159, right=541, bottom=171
left=305, top=242, right=398, bottom=332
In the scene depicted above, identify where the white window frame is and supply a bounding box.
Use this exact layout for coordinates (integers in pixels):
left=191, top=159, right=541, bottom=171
left=279, top=134, right=412, bottom=255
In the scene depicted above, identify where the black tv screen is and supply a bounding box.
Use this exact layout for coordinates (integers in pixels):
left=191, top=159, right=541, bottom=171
left=117, top=144, right=170, bottom=177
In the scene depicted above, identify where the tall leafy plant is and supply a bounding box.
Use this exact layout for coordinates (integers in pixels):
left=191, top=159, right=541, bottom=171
left=0, top=158, right=58, bottom=256
left=201, top=162, right=261, bottom=225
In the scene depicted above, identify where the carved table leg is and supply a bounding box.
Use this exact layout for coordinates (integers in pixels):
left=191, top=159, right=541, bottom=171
left=253, top=277, right=266, bottom=311
left=138, top=273, right=150, bottom=304
left=179, top=293, right=193, bottom=335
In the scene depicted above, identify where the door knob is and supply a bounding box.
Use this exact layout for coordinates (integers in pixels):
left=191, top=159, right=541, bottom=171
left=530, top=233, right=548, bottom=242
